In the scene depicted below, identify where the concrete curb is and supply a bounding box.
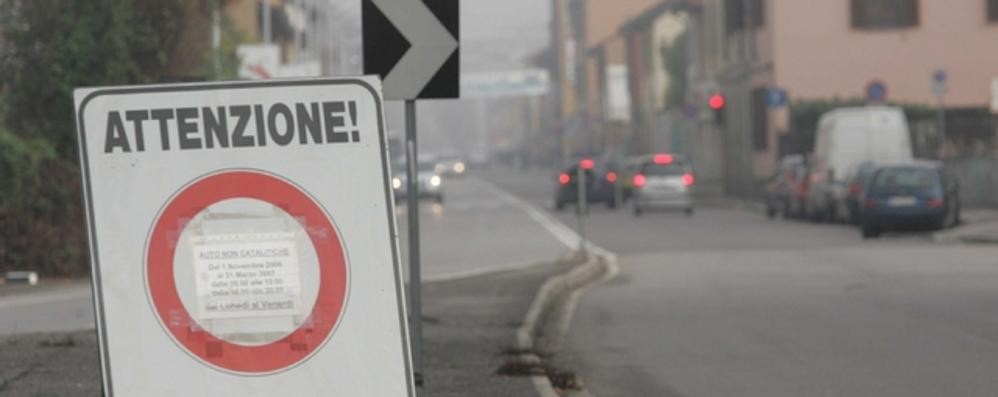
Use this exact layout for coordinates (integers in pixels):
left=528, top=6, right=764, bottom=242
left=514, top=249, right=615, bottom=396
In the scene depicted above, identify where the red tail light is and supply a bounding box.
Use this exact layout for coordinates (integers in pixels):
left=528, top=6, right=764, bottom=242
left=653, top=154, right=673, bottom=165
left=865, top=197, right=878, bottom=209
left=682, top=173, right=695, bottom=187
left=580, top=158, right=595, bottom=170
left=632, top=174, right=646, bottom=188
left=558, top=173, right=571, bottom=185
left=606, top=172, right=618, bottom=183
left=928, top=198, right=944, bottom=208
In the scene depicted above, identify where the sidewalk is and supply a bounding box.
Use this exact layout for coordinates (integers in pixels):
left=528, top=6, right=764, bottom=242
left=935, top=207, right=998, bottom=244
left=0, top=259, right=572, bottom=396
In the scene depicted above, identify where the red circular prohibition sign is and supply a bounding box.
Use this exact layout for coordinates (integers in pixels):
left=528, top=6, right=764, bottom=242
left=147, top=170, right=348, bottom=374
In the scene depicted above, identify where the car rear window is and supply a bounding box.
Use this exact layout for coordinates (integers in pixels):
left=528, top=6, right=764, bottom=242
left=642, top=162, right=686, bottom=176
left=873, top=168, right=938, bottom=190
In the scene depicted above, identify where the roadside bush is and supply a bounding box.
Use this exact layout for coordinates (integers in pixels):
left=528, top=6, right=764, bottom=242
left=0, top=130, right=87, bottom=276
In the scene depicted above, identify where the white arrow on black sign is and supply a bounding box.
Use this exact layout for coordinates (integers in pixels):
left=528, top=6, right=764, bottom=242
left=363, top=0, right=460, bottom=100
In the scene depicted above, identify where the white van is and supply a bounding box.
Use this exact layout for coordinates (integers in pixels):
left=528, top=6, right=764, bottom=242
left=805, top=107, right=914, bottom=222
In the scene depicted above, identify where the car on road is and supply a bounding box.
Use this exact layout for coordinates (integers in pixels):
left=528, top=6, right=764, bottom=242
left=859, top=161, right=960, bottom=238
left=553, top=158, right=597, bottom=211
left=805, top=106, right=914, bottom=222
left=588, top=157, right=626, bottom=209
left=630, top=154, right=695, bottom=217
left=392, top=157, right=444, bottom=203
left=434, top=153, right=468, bottom=177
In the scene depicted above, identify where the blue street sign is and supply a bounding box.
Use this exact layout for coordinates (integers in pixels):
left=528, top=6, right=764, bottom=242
left=867, top=80, right=888, bottom=102
left=933, top=69, right=948, bottom=97
left=765, top=87, right=788, bottom=108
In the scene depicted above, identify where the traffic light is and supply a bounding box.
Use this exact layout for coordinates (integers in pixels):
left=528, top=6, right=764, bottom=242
left=708, top=93, right=726, bottom=126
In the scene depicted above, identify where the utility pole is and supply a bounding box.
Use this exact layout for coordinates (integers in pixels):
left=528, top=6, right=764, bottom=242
left=262, top=0, right=272, bottom=45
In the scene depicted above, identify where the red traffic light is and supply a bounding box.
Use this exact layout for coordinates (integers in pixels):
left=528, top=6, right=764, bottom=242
left=708, top=94, right=726, bottom=110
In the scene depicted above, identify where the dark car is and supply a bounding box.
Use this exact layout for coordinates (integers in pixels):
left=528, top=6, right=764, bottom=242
left=554, top=159, right=597, bottom=211
left=844, top=162, right=877, bottom=224
left=588, top=158, right=625, bottom=209
left=860, top=161, right=960, bottom=238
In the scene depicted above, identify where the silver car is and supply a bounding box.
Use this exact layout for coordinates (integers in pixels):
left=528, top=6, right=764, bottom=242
left=392, top=160, right=444, bottom=203
left=631, top=154, right=695, bottom=217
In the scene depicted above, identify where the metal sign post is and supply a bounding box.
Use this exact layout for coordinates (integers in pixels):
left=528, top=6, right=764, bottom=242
left=933, top=69, right=948, bottom=158
left=404, top=100, right=424, bottom=385
left=363, top=1, right=459, bottom=390
left=576, top=167, right=588, bottom=251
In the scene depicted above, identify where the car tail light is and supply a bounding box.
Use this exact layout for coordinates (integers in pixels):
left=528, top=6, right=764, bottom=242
left=633, top=174, right=646, bottom=188
left=558, top=173, right=571, bottom=185
left=865, top=197, right=877, bottom=209
left=606, top=172, right=617, bottom=183
left=928, top=198, right=944, bottom=208
left=580, top=158, right=595, bottom=170
left=653, top=154, right=673, bottom=165
left=682, top=173, right=695, bottom=187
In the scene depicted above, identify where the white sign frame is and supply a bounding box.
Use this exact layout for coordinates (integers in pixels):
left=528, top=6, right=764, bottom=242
left=74, top=78, right=413, bottom=396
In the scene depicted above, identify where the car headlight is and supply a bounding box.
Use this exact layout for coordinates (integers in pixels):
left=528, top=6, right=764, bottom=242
left=453, top=162, right=465, bottom=173
left=429, top=175, right=442, bottom=187
left=392, top=177, right=402, bottom=189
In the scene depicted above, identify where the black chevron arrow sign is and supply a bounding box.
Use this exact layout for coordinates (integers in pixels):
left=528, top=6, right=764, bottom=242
left=362, top=0, right=460, bottom=100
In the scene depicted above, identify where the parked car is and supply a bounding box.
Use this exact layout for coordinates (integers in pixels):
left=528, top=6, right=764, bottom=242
left=554, top=158, right=597, bottom=211
left=392, top=156, right=444, bottom=203
left=844, top=161, right=878, bottom=224
left=805, top=106, right=914, bottom=222
left=630, top=154, right=695, bottom=217
left=859, top=161, right=960, bottom=238
left=765, top=155, right=807, bottom=218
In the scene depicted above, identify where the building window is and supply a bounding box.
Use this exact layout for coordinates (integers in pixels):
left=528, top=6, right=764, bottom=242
left=989, top=0, right=998, bottom=22
left=725, top=0, right=765, bottom=34
left=751, top=88, right=769, bottom=151
left=851, top=0, right=919, bottom=29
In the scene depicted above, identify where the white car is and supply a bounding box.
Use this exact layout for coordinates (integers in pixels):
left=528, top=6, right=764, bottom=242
left=630, top=154, right=695, bottom=217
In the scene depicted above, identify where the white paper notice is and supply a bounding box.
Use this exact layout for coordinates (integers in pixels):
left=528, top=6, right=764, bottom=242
left=190, top=232, right=304, bottom=320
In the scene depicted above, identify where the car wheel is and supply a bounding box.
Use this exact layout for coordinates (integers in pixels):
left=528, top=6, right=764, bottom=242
left=606, top=198, right=618, bottom=210
left=554, top=200, right=565, bottom=211
left=861, top=223, right=880, bottom=239
left=633, top=206, right=643, bottom=217
left=685, top=207, right=694, bottom=217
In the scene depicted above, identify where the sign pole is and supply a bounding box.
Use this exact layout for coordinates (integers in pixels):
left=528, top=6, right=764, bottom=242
left=404, top=99, right=424, bottom=386
left=576, top=167, right=588, bottom=251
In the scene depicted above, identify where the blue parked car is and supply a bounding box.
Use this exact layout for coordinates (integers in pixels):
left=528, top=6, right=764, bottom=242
left=859, top=161, right=960, bottom=238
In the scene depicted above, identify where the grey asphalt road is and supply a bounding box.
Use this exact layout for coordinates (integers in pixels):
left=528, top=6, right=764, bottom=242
left=486, top=166, right=998, bottom=397
left=396, top=175, right=568, bottom=280
left=0, top=283, right=93, bottom=337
